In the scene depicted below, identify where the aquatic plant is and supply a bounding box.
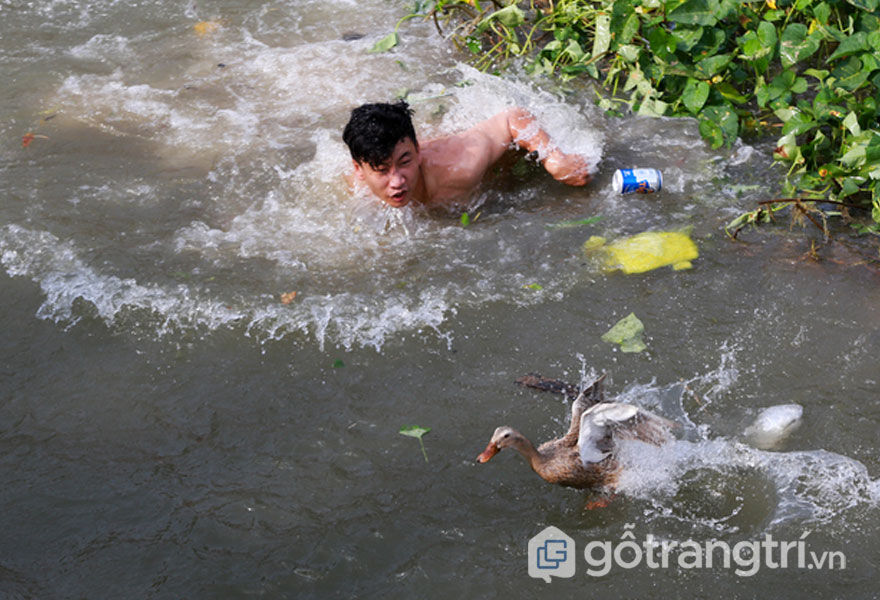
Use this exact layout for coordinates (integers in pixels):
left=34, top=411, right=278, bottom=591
left=399, top=425, right=431, bottom=462
left=387, top=0, right=880, bottom=234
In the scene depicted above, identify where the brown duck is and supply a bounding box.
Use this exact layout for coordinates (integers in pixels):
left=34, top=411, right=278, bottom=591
left=476, top=374, right=675, bottom=491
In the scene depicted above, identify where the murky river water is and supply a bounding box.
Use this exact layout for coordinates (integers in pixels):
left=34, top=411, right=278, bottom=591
left=2, top=0, right=880, bottom=598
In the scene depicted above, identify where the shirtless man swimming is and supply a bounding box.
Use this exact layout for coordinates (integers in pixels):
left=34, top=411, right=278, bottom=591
left=342, top=101, right=593, bottom=209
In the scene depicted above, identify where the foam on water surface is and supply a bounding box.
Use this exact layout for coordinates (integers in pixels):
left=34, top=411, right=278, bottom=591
left=607, top=367, right=879, bottom=535
left=616, top=435, right=879, bottom=532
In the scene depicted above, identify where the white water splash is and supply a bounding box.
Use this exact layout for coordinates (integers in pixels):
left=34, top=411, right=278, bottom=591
left=443, top=65, right=605, bottom=171
left=0, top=224, right=454, bottom=350
left=618, top=437, right=879, bottom=531
left=0, top=225, right=244, bottom=334
left=609, top=362, right=878, bottom=533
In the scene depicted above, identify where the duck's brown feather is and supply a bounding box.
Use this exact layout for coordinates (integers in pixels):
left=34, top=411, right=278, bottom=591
left=532, top=439, right=618, bottom=489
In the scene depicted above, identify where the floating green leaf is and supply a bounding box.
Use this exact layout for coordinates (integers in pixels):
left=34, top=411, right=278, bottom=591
left=601, top=313, right=647, bottom=353
left=399, top=425, right=431, bottom=462
left=637, top=96, right=669, bottom=117
left=332, top=359, right=345, bottom=368
left=493, top=3, right=525, bottom=26
left=370, top=32, right=399, bottom=53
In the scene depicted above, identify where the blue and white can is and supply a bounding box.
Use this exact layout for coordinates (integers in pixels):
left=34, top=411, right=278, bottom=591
left=613, top=168, right=662, bottom=194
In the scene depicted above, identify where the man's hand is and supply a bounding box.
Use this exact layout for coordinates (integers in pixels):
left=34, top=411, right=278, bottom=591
left=543, top=149, right=592, bottom=186
left=506, top=108, right=593, bottom=187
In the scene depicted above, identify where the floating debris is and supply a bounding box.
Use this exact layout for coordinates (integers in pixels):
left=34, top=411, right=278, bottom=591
left=369, top=32, right=398, bottom=53
left=21, top=132, right=49, bottom=148
left=601, top=312, right=647, bottom=353
left=744, top=404, right=803, bottom=450
left=193, top=21, right=222, bottom=37
left=585, top=230, right=698, bottom=274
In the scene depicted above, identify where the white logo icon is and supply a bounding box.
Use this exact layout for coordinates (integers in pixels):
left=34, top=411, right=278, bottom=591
left=528, top=526, right=576, bottom=582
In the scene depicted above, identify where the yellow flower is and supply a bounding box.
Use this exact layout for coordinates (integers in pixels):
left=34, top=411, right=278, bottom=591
left=766, top=0, right=777, bottom=9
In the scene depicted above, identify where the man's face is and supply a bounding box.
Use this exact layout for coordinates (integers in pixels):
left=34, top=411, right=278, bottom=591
left=353, top=137, right=421, bottom=208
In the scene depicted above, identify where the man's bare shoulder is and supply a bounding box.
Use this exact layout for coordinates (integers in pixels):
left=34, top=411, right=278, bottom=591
left=416, top=112, right=516, bottom=204
left=418, top=138, right=492, bottom=204
left=425, top=110, right=515, bottom=157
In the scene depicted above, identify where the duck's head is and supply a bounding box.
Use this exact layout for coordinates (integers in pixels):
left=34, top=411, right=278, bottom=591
left=476, top=426, right=524, bottom=463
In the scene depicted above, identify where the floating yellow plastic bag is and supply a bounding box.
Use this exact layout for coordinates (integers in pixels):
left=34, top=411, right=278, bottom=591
left=584, top=230, right=698, bottom=274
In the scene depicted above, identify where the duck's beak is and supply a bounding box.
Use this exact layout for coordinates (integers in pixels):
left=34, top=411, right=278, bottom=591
left=476, top=442, right=500, bottom=463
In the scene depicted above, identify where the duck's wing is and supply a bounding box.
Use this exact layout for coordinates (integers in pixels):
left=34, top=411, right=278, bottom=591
left=515, top=372, right=606, bottom=403
left=577, top=402, right=672, bottom=465
left=579, top=373, right=606, bottom=406
left=561, top=374, right=608, bottom=444
left=515, top=373, right=580, bottom=398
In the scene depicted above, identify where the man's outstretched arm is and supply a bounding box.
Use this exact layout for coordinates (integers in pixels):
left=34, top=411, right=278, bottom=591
left=506, top=107, right=593, bottom=186
left=474, top=108, right=593, bottom=186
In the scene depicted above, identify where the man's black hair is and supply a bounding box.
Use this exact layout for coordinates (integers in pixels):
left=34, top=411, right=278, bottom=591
left=342, top=101, right=418, bottom=170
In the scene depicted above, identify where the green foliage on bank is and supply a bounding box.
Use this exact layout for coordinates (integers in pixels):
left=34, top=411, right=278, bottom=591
left=401, top=0, right=880, bottom=233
